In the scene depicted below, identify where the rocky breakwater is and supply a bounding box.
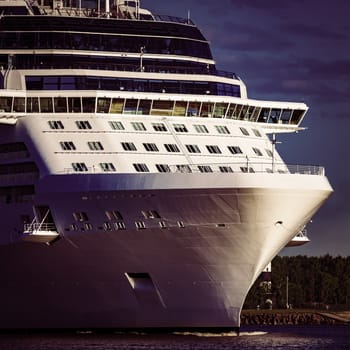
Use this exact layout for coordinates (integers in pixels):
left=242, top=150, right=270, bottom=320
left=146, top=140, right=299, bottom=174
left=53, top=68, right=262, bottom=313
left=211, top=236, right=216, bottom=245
left=241, top=310, right=350, bottom=326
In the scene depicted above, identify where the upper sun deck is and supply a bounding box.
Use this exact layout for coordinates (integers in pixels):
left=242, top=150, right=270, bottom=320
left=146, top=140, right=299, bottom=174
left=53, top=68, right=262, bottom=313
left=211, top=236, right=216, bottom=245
left=0, top=0, right=194, bottom=26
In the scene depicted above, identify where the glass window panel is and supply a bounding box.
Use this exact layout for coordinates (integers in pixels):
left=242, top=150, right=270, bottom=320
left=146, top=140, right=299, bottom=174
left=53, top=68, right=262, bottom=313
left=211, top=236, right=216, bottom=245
left=43, top=76, right=59, bottom=90
left=0, top=97, right=12, bottom=112
left=137, top=100, right=152, bottom=115
left=27, top=97, right=39, bottom=113
left=247, top=106, right=255, bottom=120
left=232, top=104, right=242, bottom=119
left=110, top=98, right=124, bottom=114
left=68, top=97, right=81, bottom=113
left=173, top=101, right=187, bottom=116
left=281, top=109, right=292, bottom=123
left=13, top=97, right=25, bottom=112
left=251, top=107, right=261, bottom=122
left=96, top=97, right=111, bottom=113
left=270, top=109, right=281, bottom=123
left=151, top=100, right=174, bottom=116
left=82, top=97, right=96, bottom=113
left=187, top=102, right=201, bottom=117
left=291, top=110, right=305, bottom=125
left=258, top=108, right=270, bottom=123
left=238, top=105, right=248, bottom=120
left=61, top=76, right=76, bottom=90
left=226, top=104, right=237, bottom=119
left=40, top=97, right=53, bottom=113
left=213, top=103, right=228, bottom=118
left=200, top=102, right=214, bottom=117
left=54, top=97, right=67, bottom=113
left=124, top=99, right=138, bottom=114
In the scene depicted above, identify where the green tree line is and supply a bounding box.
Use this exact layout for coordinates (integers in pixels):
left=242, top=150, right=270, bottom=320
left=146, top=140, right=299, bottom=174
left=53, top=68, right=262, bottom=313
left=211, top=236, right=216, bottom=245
left=244, top=255, right=350, bottom=310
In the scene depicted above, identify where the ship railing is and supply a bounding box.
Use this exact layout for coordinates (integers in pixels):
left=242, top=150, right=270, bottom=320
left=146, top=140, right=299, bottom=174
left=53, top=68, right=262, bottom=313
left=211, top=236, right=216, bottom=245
left=24, top=223, right=57, bottom=233
left=60, top=163, right=325, bottom=176
left=21, top=61, right=239, bottom=79
left=170, top=163, right=325, bottom=175
left=34, top=6, right=195, bottom=25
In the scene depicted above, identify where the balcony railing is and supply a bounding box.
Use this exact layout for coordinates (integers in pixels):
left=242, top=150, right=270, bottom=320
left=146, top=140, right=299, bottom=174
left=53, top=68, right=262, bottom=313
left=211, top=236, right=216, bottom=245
left=24, top=223, right=57, bottom=233
left=61, top=162, right=325, bottom=176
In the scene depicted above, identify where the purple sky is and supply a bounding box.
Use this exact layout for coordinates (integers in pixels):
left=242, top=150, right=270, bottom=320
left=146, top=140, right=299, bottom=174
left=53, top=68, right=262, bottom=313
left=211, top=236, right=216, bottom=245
left=144, top=0, right=350, bottom=256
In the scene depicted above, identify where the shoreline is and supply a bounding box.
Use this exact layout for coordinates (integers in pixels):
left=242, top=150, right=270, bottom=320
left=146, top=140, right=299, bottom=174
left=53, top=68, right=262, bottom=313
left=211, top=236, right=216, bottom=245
left=241, top=310, right=350, bottom=326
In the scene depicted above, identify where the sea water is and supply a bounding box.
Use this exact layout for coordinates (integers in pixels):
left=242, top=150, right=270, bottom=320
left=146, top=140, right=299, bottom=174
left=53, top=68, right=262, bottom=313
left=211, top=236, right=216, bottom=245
left=0, top=325, right=349, bottom=350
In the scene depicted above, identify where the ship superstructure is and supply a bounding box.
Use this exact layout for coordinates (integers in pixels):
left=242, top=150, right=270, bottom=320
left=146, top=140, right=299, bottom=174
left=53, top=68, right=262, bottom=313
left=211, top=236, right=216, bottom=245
left=0, top=0, right=332, bottom=331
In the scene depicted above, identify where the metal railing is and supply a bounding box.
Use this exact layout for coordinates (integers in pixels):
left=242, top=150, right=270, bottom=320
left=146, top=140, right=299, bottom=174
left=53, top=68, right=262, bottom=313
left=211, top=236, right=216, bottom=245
left=61, top=162, right=325, bottom=176
left=24, top=223, right=57, bottom=233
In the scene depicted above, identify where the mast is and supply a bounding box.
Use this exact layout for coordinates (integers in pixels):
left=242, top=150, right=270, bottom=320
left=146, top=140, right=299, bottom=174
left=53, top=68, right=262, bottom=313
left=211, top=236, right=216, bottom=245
left=106, top=0, right=110, bottom=18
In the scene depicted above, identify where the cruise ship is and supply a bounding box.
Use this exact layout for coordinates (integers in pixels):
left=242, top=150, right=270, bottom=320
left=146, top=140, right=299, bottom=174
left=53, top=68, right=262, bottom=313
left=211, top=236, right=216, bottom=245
left=0, top=0, right=332, bottom=331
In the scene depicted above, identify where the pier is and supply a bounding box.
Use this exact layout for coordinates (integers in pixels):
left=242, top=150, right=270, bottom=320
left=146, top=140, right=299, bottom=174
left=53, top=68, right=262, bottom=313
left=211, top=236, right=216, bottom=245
left=241, top=310, right=350, bottom=326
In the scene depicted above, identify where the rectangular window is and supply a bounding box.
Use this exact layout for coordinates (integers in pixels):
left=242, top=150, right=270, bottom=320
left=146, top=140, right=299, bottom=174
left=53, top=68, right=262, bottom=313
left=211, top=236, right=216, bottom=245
left=176, top=165, right=192, bottom=173
left=187, top=102, right=201, bottom=117
left=88, top=141, right=104, bottom=151
left=152, top=123, right=167, bottom=132
left=60, top=141, right=76, bottom=150
left=13, top=97, right=25, bottom=112
left=206, top=145, right=222, bottom=154
left=121, top=142, right=137, bottom=151
left=151, top=100, right=174, bottom=116
left=26, top=97, right=39, bottom=113
left=68, top=97, right=81, bottom=113
left=48, top=121, right=64, bottom=129
left=198, top=165, right=213, bottom=173
left=97, top=97, right=111, bottom=113
left=213, top=103, right=228, bottom=118
left=82, top=97, right=95, bottom=113
left=133, top=163, right=150, bottom=172
left=143, top=143, right=159, bottom=152
left=105, top=210, right=123, bottom=220
left=110, top=98, right=124, bottom=114
left=219, top=166, right=233, bottom=173
left=131, top=122, right=146, bottom=131
left=84, top=223, right=93, bottom=231
left=215, top=125, right=230, bottom=134
left=164, top=144, right=180, bottom=153
left=239, top=127, right=250, bottom=136
left=173, top=123, right=188, bottom=132
left=156, top=164, right=171, bottom=173
left=0, top=97, right=12, bottom=112
left=173, top=101, right=187, bottom=116
left=40, top=97, right=53, bottom=113
left=141, top=210, right=161, bottom=219
left=99, top=163, right=116, bottom=172
left=240, top=167, right=255, bottom=173
left=252, top=128, right=262, bottom=137
left=135, top=221, right=146, bottom=230
left=76, top=120, right=92, bottom=129
left=115, top=222, right=126, bottom=230
left=193, top=124, right=209, bottom=133
left=185, top=144, right=201, bottom=153
left=109, top=121, right=125, bottom=130
left=265, top=149, right=273, bottom=157
left=124, top=99, right=138, bottom=114
left=72, top=162, right=88, bottom=172
left=137, top=100, right=152, bottom=115
left=228, top=146, right=243, bottom=154
left=252, top=147, right=263, bottom=156
left=54, top=97, right=67, bottom=113
left=103, top=222, right=112, bottom=231
left=73, top=211, right=89, bottom=221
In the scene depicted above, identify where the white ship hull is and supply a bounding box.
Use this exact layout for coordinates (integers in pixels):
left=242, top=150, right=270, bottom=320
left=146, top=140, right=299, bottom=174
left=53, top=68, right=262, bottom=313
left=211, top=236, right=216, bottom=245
left=0, top=172, right=331, bottom=330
